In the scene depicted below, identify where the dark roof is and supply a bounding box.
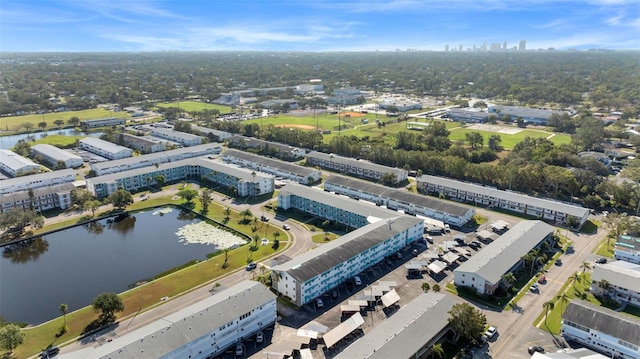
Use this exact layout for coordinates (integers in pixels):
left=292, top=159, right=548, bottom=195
left=563, top=300, right=640, bottom=346
left=616, top=234, right=640, bottom=251
left=325, top=175, right=391, bottom=197
left=222, top=149, right=317, bottom=177
left=229, top=136, right=302, bottom=154
left=306, top=151, right=406, bottom=176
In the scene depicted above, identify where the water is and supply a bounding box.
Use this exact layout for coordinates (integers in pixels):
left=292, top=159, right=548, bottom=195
left=0, top=129, right=103, bottom=150
left=0, top=207, right=244, bottom=325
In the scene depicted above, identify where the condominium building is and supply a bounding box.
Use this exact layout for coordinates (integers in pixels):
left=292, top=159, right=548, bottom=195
left=228, top=136, right=306, bottom=161
left=278, top=183, right=399, bottom=229
left=591, top=260, right=640, bottom=308
left=63, top=281, right=276, bottom=359
left=562, top=300, right=640, bottom=359
left=306, top=152, right=408, bottom=184
left=80, top=117, right=126, bottom=129
left=417, top=175, right=589, bottom=228
left=0, top=183, right=74, bottom=213
left=0, top=169, right=76, bottom=195
left=150, top=128, right=204, bottom=147
left=87, top=158, right=273, bottom=198
left=30, top=144, right=84, bottom=169
left=334, top=293, right=460, bottom=359
left=325, top=175, right=474, bottom=227
left=615, top=235, right=640, bottom=264
left=191, top=126, right=232, bottom=142
left=0, top=149, right=41, bottom=177
left=90, top=143, right=222, bottom=176
left=120, top=133, right=166, bottom=154
left=271, top=215, right=423, bottom=306
left=453, top=220, right=555, bottom=295
left=79, top=137, right=133, bottom=160
left=221, top=149, right=321, bottom=185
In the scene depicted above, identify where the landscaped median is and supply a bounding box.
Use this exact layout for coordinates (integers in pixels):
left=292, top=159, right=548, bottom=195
left=6, top=194, right=288, bottom=358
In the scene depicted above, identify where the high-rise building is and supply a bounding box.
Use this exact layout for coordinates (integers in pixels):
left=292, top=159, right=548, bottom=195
left=503, top=41, right=507, bottom=50
left=459, top=44, right=463, bottom=51
left=445, top=44, right=449, bottom=52
left=519, top=40, right=527, bottom=51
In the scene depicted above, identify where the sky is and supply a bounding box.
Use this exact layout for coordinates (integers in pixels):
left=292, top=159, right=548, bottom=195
left=1, top=0, right=639, bottom=52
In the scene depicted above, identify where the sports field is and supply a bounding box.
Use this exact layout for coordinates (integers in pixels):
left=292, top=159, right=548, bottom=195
left=155, top=101, right=232, bottom=113
left=448, top=126, right=571, bottom=148
left=0, top=108, right=125, bottom=132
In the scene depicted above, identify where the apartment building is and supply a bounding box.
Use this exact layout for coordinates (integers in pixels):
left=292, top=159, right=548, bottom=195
left=306, top=152, right=408, bottom=185
left=79, top=137, right=133, bottom=160
left=221, top=149, right=321, bottom=185
left=228, top=136, right=306, bottom=161
left=0, top=183, right=74, bottom=213
left=120, top=133, right=166, bottom=153
left=615, top=235, right=640, bottom=264
left=271, top=215, right=423, bottom=306
left=80, top=117, right=126, bottom=129
left=324, top=175, right=474, bottom=227
left=150, top=128, right=204, bottom=147
left=63, top=281, right=276, bottom=359
left=191, top=126, right=232, bottom=142
left=0, top=149, right=41, bottom=177
left=30, top=144, right=84, bottom=169
left=453, top=220, right=555, bottom=295
left=0, top=169, right=76, bottom=195
left=562, top=300, right=640, bottom=359
left=591, top=260, right=640, bottom=308
left=417, top=175, right=589, bottom=228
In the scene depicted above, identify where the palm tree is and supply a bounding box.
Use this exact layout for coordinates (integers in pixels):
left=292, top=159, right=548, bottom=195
left=501, top=272, right=517, bottom=289
left=430, top=343, right=444, bottom=358
left=223, top=248, right=230, bottom=268
left=542, top=300, right=555, bottom=329
left=59, top=303, right=68, bottom=328
left=598, top=279, right=612, bottom=297
left=432, top=284, right=441, bottom=292
left=557, top=293, right=570, bottom=313
left=571, top=272, right=581, bottom=288
left=580, top=261, right=592, bottom=273
left=421, top=282, right=430, bottom=292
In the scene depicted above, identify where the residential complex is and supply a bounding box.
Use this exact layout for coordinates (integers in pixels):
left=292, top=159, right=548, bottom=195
left=191, top=126, right=232, bottom=142
left=80, top=117, right=126, bottom=129
left=0, top=149, right=41, bottom=177
left=221, top=149, right=321, bottom=185
left=591, top=260, right=640, bottom=308
left=30, top=144, right=84, bottom=169
left=90, top=143, right=222, bottom=176
left=278, top=183, right=400, bottom=229
left=487, top=105, right=564, bottom=125
left=63, top=281, right=276, bottom=359
left=324, top=175, right=474, bottom=227
left=334, top=293, right=459, bottom=359
left=1, top=183, right=74, bottom=213
left=453, top=220, right=555, bottom=295
left=228, top=136, right=306, bottom=161
left=271, top=215, right=423, bottom=306
left=0, top=169, right=76, bottom=195
left=417, top=175, right=589, bottom=228
left=120, top=133, right=166, bottom=153
left=87, top=158, right=273, bottom=198
left=562, top=300, right=640, bottom=359
left=615, top=235, right=640, bottom=264
left=531, top=348, right=608, bottom=359
left=306, top=151, right=408, bottom=184
left=79, top=137, right=133, bottom=160
left=150, top=128, right=205, bottom=147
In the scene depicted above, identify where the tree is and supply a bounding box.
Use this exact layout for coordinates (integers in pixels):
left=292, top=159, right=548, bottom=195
left=38, top=121, right=48, bottom=132
left=12, top=140, right=31, bottom=156
left=92, top=292, right=124, bottom=323
left=107, top=188, right=134, bottom=210
left=84, top=200, right=101, bottom=217
left=501, top=272, right=517, bottom=289
left=177, top=188, right=198, bottom=203
left=53, top=119, right=65, bottom=129
left=0, top=208, right=44, bottom=234
left=154, top=174, right=166, bottom=188
left=68, top=116, right=80, bottom=127
left=242, top=208, right=253, bottom=221
left=580, top=261, right=592, bottom=273
left=200, top=188, right=212, bottom=213
left=71, top=188, right=94, bottom=208
left=224, top=206, right=231, bottom=221
left=22, top=122, right=34, bottom=131
left=447, top=303, right=487, bottom=342
left=60, top=303, right=68, bottom=327
left=421, top=282, right=431, bottom=292
left=557, top=292, right=570, bottom=313
left=465, top=132, right=484, bottom=149
left=430, top=343, right=444, bottom=359
left=432, top=284, right=441, bottom=292
left=542, top=300, right=555, bottom=329
left=0, top=323, right=25, bottom=354
left=381, top=172, right=397, bottom=186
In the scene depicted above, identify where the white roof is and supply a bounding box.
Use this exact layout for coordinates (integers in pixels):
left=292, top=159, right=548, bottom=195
left=323, top=312, right=365, bottom=348
left=380, top=289, right=400, bottom=308
left=31, top=144, right=83, bottom=162
left=80, top=137, right=131, bottom=154
left=0, top=149, right=38, bottom=171
left=428, top=260, right=448, bottom=274
left=591, top=260, right=640, bottom=293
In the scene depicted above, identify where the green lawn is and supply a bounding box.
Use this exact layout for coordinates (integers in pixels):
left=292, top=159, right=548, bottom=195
left=9, top=195, right=286, bottom=358
left=448, top=127, right=571, bottom=150
left=155, top=101, right=232, bottom=114
left=31, top=134, right=86, bottom=148
left=311, top=232, right=340, bottom=243
left=0, top=108, right=129, bottom=132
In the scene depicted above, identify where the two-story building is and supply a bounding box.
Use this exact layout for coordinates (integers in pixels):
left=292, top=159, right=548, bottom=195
left=221, top=149, right=321, bottom=185
left=120, top=133, right=167, bottom=154
left=0, top=149, right=41, bottom=177
left=191, top=126, right=232, bottom=142
left=306, top=152, right=408, bottom=185
left=615, top=235, right=640, bottom=264
left=0, top=169, right=76, bottom=195
left=79, top=137, right=133, bottom=160
left=30, top=144, right=84, bottom=169
left=0, top=183, right=75, bottom=213
left=453, top=220, right=555, bottom=295
left=591, top=260, right=640, bottom=308
left=150, top=128, right=204, bottom=147
left=228, top=136, right=306, bottom=161
left=80, top=117, right=126, bottom=129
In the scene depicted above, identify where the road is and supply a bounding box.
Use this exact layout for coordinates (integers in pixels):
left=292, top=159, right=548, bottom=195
left=56, top=185, right=317, bottom=357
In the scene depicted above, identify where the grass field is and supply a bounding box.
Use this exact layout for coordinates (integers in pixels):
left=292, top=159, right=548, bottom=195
left=10, top=195, right=287, bottom=358
left=31, top=134, right=86, bottom=148
left=0, top=108, right=128, bottom=132
left=155, top=101, right=232, bottom=114
left=448, top=127, right=572, bottom=149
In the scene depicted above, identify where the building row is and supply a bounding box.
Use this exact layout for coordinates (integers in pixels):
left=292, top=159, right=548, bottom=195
left=150, top=128, right=205, bottom=147
left=0, top=183, right=74, bottom=213
left=63, top=281, right=276, bottom=359
left=417, top=175, right=590, bottom=228
left=30, top=144, right=84, bottom=169
left=191, top=126, right=232, bottom=142
left=0, top=149, right=40, bottom=177
left=325, top=175, right=474, bottom=227
left=228, top=136, right=306, bottom=161
left=120, top=133, right=167, bottom=154
left=221, top=149, right=321, bottom=185
left=90, top=143, right=222, bottom=176
left=79, top=137, right=133, bottom=160
left=87, top=157, right=273, bottom=198
left=306, top=151, right=408, bottom=185
left=0, top=169, right=76, bottom=195
left=80, top=117, right=126, bottom=129
left=453, top=220, right=555, bottom=295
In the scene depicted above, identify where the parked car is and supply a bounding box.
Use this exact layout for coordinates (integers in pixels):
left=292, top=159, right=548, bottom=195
left=331, top=289, right=338, bottom=298
left=424, top=235, right=434, bottom=244
left=256, top=331, right=264, bottom=343
left=596, top=258, right=608, bottom=264
left=282, top=224, right=291, bottom=230
left=555, top=259, right=562, bottom=266
left=444, top=224, right=451, bottom=232
left=246, top=262, right=257, bottom=271
left=530, top=283, right=539, bottom=292
left=235, top=343, right=244, bottom=356
left=538, top=275, right=546, bottom=284
left=315, top=298, right=324, bottom=308
left=260, top=215, right=269, bottom=222
left=528, top=346, right=545, bottom=354
left=395, top=252, right=403, bottom=260
left=40, top=346, right=60, bottom=358
left=484, top=326, right=498, bottom=340
left=353, top=276, right=362, bottom=286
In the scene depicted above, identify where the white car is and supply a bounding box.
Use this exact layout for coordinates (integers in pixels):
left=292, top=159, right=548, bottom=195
left=484, top=326, right=498, bottom=339
left=235, top=343, right=244, bottom=356
left=256, top=331, right=264, bottom=343
left=315, top=298, right=324, bottom=308
left=353, top=276, right=362, bottom=286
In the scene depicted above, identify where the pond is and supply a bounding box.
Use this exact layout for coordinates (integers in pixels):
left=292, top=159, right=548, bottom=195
left=0, top=207, right=246, bottom=325
left=0, top=128, right=102, bottom=149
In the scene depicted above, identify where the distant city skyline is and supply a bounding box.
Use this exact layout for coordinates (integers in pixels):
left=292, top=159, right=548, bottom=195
left=1, top=0, right=638, bottom=52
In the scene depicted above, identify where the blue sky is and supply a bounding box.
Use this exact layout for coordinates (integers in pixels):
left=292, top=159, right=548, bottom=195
left=1, top=0, right=638, bottom=52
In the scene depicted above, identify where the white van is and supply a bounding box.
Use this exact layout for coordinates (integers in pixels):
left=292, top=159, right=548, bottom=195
left=354, top=276, right=362, bottom=286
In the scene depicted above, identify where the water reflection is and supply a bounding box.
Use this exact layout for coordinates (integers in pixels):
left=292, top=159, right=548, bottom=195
left=177, top=209, right=198, bottom=221
left=108, top=215, right=137, bottom=235
left=84, top=221, right=105, bottom=236
left=2, top=237, right=49, bottom=264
